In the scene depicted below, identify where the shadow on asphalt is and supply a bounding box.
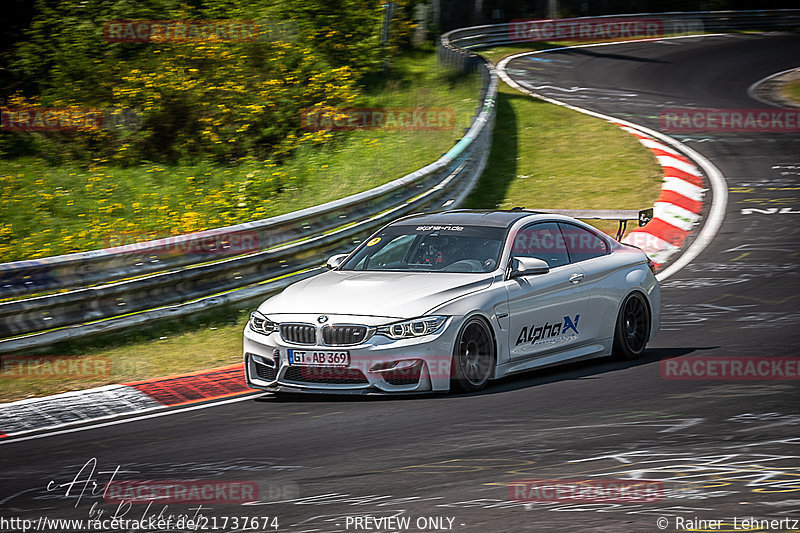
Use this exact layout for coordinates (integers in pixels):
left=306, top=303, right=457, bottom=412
left=459, top=345, right=716, bottom=397
left=253, top=346, right=717, bottom=403
left=557, top=47, right=669, bottom=64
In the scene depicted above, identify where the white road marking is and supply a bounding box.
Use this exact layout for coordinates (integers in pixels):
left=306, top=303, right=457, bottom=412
left=662, top=176, right=706, bottom=201
left=656, top=155, right=701, bottom=176
left=0, top=393, right=259, bottom=445
left=638, top=138, right=683, bottom=157
left=654, top=202, right=702, bottom=230
left=517, top=80, right=638, bottom=97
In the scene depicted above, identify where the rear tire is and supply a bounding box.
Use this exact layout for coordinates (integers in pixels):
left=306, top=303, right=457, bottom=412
left=452, top=317, right=496, bottom=392
left=612, top=292, right=651, bottom=360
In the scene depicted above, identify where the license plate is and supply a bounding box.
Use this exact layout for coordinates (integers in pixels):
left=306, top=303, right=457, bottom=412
left=288, top=349, right=350, bottom=367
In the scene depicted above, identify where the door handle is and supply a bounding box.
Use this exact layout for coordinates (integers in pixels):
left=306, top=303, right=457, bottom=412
left=569, top=273, right=584, bottom=284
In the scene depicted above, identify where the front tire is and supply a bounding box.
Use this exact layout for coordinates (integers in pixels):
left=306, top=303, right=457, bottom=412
left=612, top=292, right=651, bottom=360
left=452, top=317, right=496, bottom=392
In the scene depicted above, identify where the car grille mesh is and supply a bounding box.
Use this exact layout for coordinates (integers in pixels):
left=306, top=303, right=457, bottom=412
left=278, top=323, right=370, bottom=346
left=283, top=366, right=369, bottom=385
left=280, top=324, right=316, bottom=345
left=253, top=359, right=277, bottom=381
left=322, top=325, right=369, bottom=346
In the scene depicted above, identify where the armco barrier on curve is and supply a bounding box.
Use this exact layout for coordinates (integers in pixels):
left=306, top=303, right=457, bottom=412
left=0, top=46, right=497, bottom=352
left=442, top=10, right=800, bottom=51
left=2, top=9, right=796, bottom=352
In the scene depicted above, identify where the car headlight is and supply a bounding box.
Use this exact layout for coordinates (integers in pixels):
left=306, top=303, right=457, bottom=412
left=376, top=316, right=447, bottom=340
left=249, top=311, right=277, bottom=335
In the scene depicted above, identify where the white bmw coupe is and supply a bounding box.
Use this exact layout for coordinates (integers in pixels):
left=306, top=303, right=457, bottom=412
left=244, top=209, right=660, bottom=394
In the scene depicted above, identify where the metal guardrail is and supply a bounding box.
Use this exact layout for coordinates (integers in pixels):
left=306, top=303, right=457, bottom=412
left=0, top=42, right=497, bottom=352
left=443, top=10, right=800, bottom=51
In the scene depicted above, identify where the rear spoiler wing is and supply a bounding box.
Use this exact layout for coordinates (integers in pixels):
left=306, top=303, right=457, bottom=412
left=524, top=208, right=654, bottom=241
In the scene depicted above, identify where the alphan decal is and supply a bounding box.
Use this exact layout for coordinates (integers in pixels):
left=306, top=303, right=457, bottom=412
left=516, top=315, right=580, bottom=346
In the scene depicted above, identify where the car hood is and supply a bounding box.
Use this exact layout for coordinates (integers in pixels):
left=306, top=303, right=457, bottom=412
left=259, top=270, right=494, bottom=320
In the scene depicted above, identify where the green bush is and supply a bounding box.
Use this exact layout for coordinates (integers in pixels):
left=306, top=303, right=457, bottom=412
left=2, top=0, right=420, bottom=165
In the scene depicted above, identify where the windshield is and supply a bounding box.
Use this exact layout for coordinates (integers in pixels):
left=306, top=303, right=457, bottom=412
left=341, top=224, right=506, bottom=273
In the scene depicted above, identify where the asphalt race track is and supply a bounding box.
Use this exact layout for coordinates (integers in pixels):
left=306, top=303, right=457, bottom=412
left=1, top=33, right=799, bottom=533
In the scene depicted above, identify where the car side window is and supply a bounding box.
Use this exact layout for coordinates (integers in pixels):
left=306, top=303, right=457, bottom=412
left=558, top=223, right=609, bottom=262
left=510, top=222, right=569, bottom=268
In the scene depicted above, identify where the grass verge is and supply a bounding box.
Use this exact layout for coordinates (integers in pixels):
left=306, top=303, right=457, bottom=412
left=0, top=48, right=480, bottom=263
left=465, top=44, right=662, bottom=236
left=0, top=325, right=246, bottom=403
left=782, top=78, right=800, bottom=106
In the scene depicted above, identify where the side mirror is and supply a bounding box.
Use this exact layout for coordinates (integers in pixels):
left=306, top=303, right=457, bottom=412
left=326, top=253, right=349, bottom=270
left=509, top=257, right=550, bottom=279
